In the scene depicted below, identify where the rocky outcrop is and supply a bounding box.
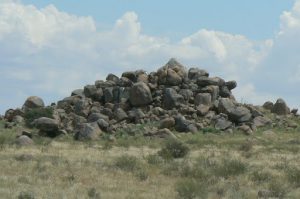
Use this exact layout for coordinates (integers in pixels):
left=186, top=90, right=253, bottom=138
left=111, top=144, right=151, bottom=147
left=4, top=58, right=298, bottom=140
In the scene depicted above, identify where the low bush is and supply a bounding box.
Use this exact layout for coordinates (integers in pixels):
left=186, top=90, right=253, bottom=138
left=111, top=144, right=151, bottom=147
left=286, top=166, right=300, bottom=187
left=214, top=158, right=247, bottom=179
left=114, top=155, right=141, bottom=172
left=24, top=107, right=53, bottom=127
left=175, top=179, right=208, bottom=199
left=158, top=139, right=189, bottom=159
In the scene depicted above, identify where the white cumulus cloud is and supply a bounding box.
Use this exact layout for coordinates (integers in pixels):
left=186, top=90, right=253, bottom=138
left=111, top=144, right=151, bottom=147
left=0, top=0, right=299, bottom=113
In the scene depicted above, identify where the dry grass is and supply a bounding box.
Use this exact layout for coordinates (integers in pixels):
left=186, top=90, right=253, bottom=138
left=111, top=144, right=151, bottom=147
left=0, top=118, right=300, bottom=198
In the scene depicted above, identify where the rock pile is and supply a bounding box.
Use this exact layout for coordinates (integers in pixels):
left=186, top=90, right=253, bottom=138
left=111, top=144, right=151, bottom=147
left=3, top=58, right=299, bottom=140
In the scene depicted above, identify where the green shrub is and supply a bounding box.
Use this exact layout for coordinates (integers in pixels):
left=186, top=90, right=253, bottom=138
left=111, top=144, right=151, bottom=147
left=18, top=191, right=35, bottom=199
left=135, top=168, right=149, bottom=181
left=175, top=179, right=208, bottom=199
left=146, top=154, right=163, bottom=165
left=267, top=180, right=287, bottom=199
left=24, top=107, right=53, bottom=127
left=214, top=159, right=247, bottom=178
left=250, top=170, right=273, bottom=184
left=114, top=155, right=141, bottom=172
left=158, top=139, right=189, bottom=159
left=286, top=166, right=300, bottom=187
left=87, top=187, right=101, bottom=199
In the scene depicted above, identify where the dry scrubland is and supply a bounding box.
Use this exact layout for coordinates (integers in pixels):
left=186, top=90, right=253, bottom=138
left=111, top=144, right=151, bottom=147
left=1, top=117, right=300, bottom=199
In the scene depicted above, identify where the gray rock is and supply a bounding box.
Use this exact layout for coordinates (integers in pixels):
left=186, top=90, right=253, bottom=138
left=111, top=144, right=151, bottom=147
left=174, top=115, right=197, bottom=133
left=271, top=98, right=290, bottom=115
left=179, top=89, right=193, bottom=101
left=225, top=80, right=237, bottom=90
left=129, top=82, right=153, bottom=106
left=263, top=101, right=274, bottom=110
left=156, top=128, right=177, bottom=139
left=106, top=73, right=119, bottom=83
left=15, top=135, right=33, bottom=146
left=34, top=117, right=59, bottom=132
left=228, top=107, right=252, bottom=123
left=194, top=93, right=211, bottom=106
left=74, top=123, right=101, bottom=141
left=71, top=89, right=84, bottom=97
left=159, top=117, right=175, bottom=129
left=291, top=108, right=298, bottom=115
left=253, top=116, right=272, bottom=127
left=218, top=98, right=235, bottom=114
left=23, top=96, right=45, bottom=109
left=122, top=71, right=137, bottom=82
left=219, top=86, right=231, bottom=98
left=128, top=108, right=145, bottom=122
left=103, top=87, right=114, bottom=103
left=84, top=85, right=103, bottom=101
left=97, top=119, right=109, bottom=131
left=196, top=104, right=210, bottom=116
left=238, top=124, right=253, bottom=135
left=12, top=115, right=24, bottom=124
left=163, top=88, right=185, bottom=110
left=188, top=68, right=209, bottom=80
left=88, top=113, right=109, bottom=123
left=214, top=117, right=232, bottom=131
left=196, top=76, right=224, bottom=87
left=114, top=108, right=128, bottom=121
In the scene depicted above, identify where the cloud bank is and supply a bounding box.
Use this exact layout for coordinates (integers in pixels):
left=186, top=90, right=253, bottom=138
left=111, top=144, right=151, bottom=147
left=0, top=0, right=299, bottom=113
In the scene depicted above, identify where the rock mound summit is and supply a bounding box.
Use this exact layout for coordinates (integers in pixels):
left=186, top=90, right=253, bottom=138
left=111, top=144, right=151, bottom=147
left=2, top=59, right=299, bottom=140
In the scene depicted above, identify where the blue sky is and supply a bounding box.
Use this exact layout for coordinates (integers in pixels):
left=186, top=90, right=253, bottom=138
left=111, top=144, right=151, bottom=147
left=0, top=0, right=300, bottom=113
left=22, top=0, right=294, bottom=40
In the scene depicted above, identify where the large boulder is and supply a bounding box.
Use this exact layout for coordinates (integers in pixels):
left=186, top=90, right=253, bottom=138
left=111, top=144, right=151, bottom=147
left=157, top=58, right=187, bottom=86
left=263, top=101, right=274, bottom=110
left=174, top=115, right=197, bottom=133
left=194, top=93, right=211, bottom=106
left=188, top=68, right=209, bottom=80
left=197, top=77, right=224, bottom=87
left=129, top=82, right=153, bottom=106
left=163, top=88, right=185, bottom=110
left=84, top=85, right=103, bottom=101
left=23, top=96, right=45, bottom=109
left=218, top=98, right=235, bottom=114
left=15, top=135, right=33, bottom=146
left=228, top=107, right=252, bottom=123
left=33, top=117, right=59, bottom=137
left=74, top=123, right=102, bottom=141
left=271, top=98, right=290, bottom=115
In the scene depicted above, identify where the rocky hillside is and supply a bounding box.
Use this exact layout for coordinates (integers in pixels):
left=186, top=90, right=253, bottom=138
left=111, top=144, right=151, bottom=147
left=1, top=58, right=299, bottom=143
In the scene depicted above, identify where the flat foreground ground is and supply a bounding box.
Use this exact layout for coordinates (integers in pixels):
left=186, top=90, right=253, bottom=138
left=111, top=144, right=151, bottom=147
left=0, top=122, right=300, bottom=198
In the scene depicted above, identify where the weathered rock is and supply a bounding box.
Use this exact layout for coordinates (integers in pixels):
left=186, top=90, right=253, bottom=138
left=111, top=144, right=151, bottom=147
left=179, top=89, right=193, bottom=102
left=194, top=93, right=211, bottom=106
left=163, top=88, right=185, bottom=110
left=291, top=108, right=298, bottom=115
left=4, top=109, right=24, bottom=122
left=97, top=119, right=109, bottom=131
left=159, top=117, right=175, bottom=129
left=225, top=80, right=237, bottom=90
left=238, top=124, right=253, bottom=135
left=196, top=77, right=224, bottom=87
left=33, top=117, right=59, bottom=137
left=15, top=135, right=33, bottom=146
left=174, top=115, right=197, bottom=133
left=71, top=89, right=84, bottom=97
left=114, top=108, right=128, bottom=121
left=157, top=58, right=186, bottom=86
left=271, top=98, right=290, bottom=115
left=23, top=96, right=45, bottom=109
left=129, top=82, right=153, bottom=106
left=215, top=118, right=232, bottom=131
left=253, top=116, right=272, bottom=128
left=219, top=86, right=231, bottom=98
left=12, top=115, right=24, bottom=124
left=263, top=101, right=274, bottom=110
left=88, top=112, right=109, bottom=123
left=188, top=68, right=208, bottom=80
left=122, top=71, right=137, bottom=82
left=155, top=128, right=177, bottom=139
left=106, top=73, right=119, bottom=83
left=103, top=87, right=114, bottom=103
left=228, top=107, right=252, bottom=123
left=218, top=98, right=235, bottom=114
left=196, top=104, right=210, bottom=116
left=74, top=123, right=101, bottom=141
